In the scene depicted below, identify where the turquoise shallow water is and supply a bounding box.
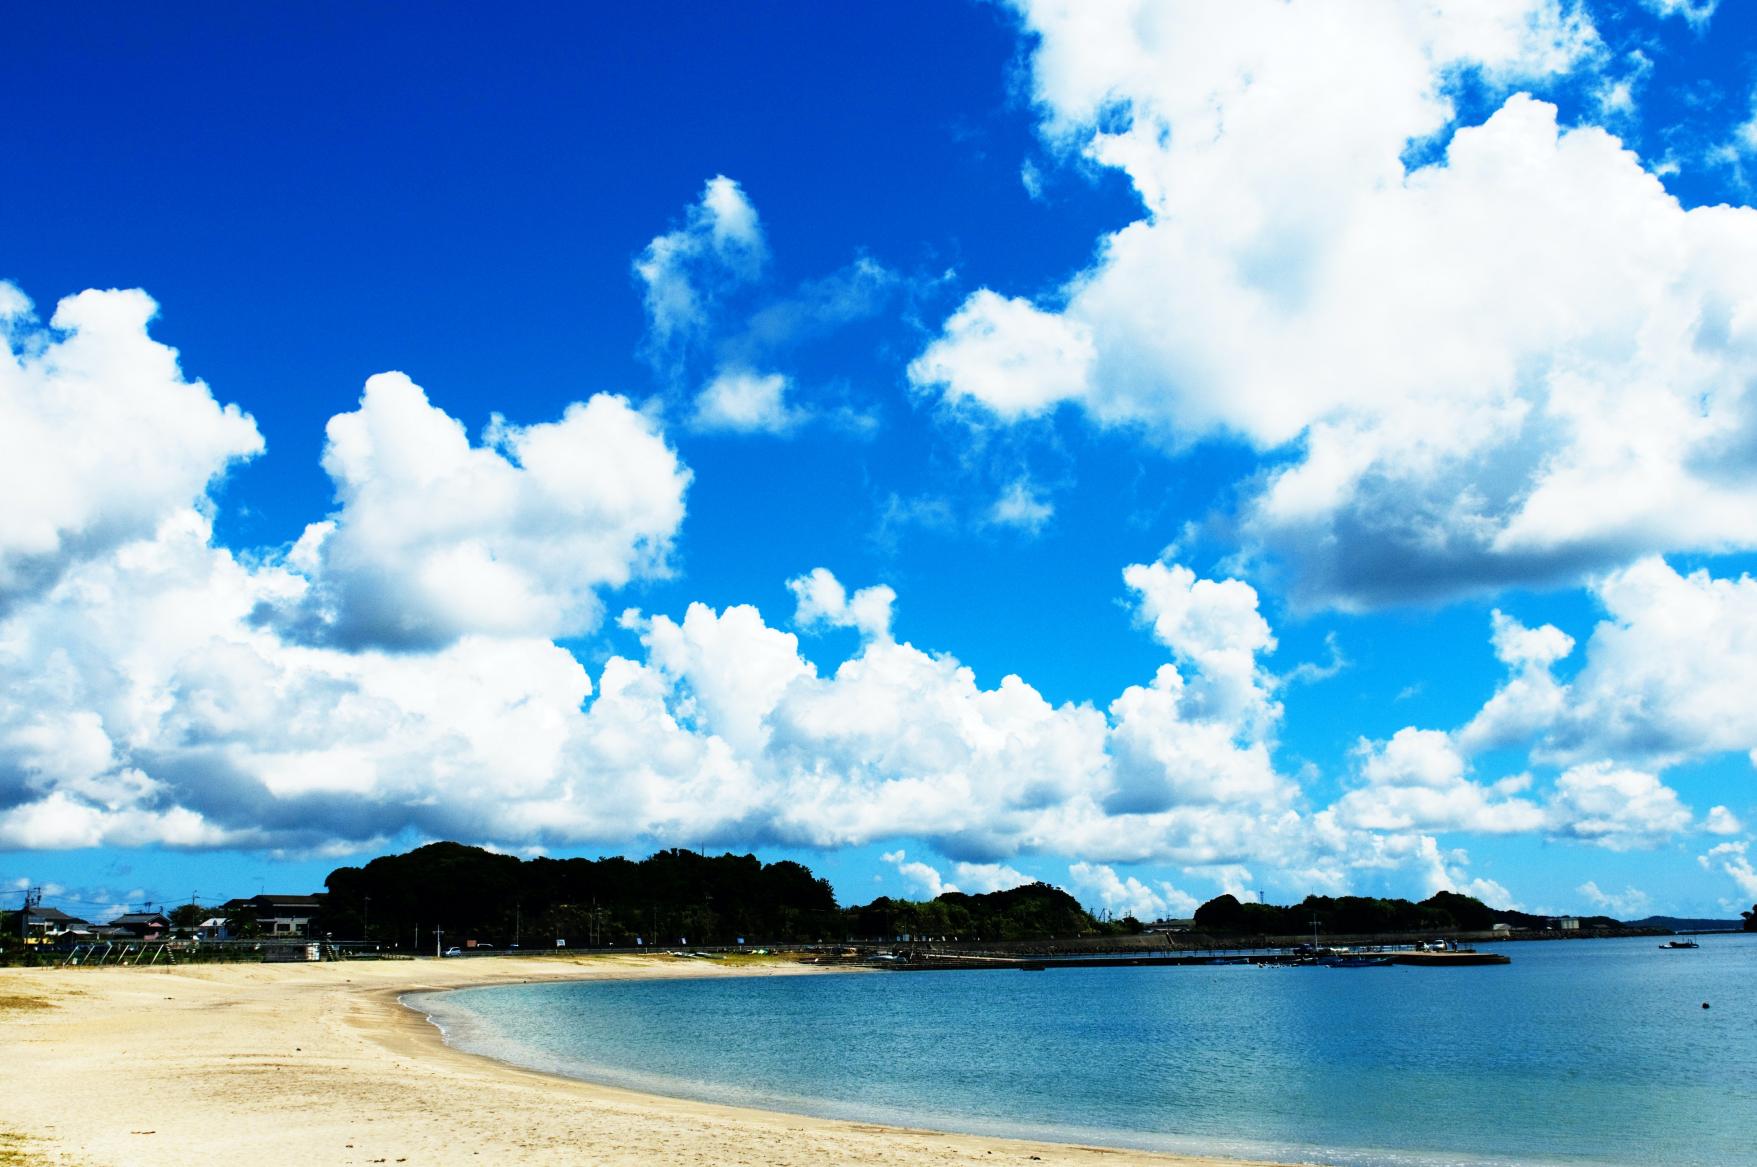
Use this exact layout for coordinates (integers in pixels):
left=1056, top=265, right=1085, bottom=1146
left=409, top=933, right=1756, bottom=1166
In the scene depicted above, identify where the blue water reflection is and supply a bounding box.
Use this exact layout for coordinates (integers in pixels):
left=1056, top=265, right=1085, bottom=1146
left=411, top=934, right=1756, bottom=1166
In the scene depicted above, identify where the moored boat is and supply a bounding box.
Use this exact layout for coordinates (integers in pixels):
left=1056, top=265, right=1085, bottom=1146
left=1390, top=949, right=1511, bottom=966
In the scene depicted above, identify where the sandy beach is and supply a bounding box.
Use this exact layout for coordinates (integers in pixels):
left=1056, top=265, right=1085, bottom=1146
left=0, top=954, right=1296, bottom=1167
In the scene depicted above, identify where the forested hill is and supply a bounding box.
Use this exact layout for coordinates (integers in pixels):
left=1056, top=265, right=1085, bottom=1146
left=324, top=842, right=843, bottom=948
left=846, top=882, right=1106, bottom=942
left=1191, top=891, right=1621, bottom=936
left=321, top=842, right=1114, bottom=948
left=1623, top=915, right=1745, bottom=932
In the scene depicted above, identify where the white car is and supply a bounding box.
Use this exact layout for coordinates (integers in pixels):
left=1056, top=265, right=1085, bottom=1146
left=443, top=946, right=462, bottom=956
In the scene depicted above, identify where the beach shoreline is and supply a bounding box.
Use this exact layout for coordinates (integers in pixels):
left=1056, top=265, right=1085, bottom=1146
left=0, top=955, right=1299, bottom=1167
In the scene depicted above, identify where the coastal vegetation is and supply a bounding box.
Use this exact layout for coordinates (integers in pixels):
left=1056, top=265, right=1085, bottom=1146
left=1191, top=891, right=1618, bottom=937
left=10, top=840, right=1740, bottom=959
left=321, top=841, right=1125, bottom=948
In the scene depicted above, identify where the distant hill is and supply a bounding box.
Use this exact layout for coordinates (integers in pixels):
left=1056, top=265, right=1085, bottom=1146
left=1622, top=916, right=1743, bottom=932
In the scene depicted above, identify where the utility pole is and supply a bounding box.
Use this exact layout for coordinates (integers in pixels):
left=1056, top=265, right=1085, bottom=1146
left=514, top=902, right=521, bottom=948
left=435, top=926, right=443, bottom=958
left=363, top=896, right=371, bottom=942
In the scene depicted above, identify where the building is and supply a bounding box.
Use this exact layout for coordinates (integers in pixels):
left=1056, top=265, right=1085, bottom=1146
left=194, top=917, right=232, bottom=941
left=6, top=906, right=91, bottom=946
left=107, top=912, right=170, bottom=941
left=221, top=894, right=322, bottom=937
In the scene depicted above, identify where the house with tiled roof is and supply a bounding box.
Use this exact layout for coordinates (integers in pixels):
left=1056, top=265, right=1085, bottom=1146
left=107, top=912, right=170, bottom=941
left=4, top=906, right=90, bottom=946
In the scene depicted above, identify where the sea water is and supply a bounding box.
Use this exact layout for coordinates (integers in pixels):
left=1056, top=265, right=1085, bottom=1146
left=408, top=933, right=1756, bottom=1167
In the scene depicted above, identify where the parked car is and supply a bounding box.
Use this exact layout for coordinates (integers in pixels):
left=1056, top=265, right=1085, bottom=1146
left=443, top=946, right=462, bottom=956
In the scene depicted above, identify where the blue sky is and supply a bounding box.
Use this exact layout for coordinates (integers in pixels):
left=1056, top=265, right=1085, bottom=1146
left=5, top=1, right=1757, bottom=925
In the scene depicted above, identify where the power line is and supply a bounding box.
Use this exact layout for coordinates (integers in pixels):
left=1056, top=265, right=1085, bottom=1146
left=1, top=889, right=238, bottom=912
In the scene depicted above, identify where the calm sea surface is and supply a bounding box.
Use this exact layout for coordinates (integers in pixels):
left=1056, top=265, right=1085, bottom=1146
left=408, top=934, right=1756, bottom=1166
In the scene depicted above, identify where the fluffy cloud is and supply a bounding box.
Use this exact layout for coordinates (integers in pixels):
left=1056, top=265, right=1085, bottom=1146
left=689, top=368, right=801, bottom=434
left=0, top=285, right=261, bottom=611
left=0, top=267, right=1723, bottom=909
left=1544, top=762, right=1692, bottom=851
left=1698, top=841, right=1757, bottom=901
left=950, top=861, right=1036, bottom=894
left=3, top=525, right=1345, bottom=876
left=916, top=1, right=1757, bottom=607
left=270, top=373, right=689, bottom=649
left=0, top=279, right=1658, bottom=892
left=1100, top=565, right=1291, bottom=824
left=1304, top=823, right=1518, bottom=906
left=1333, top=728, right=1544, bottom=835
left=881, top=851, right=1037, bottom=898
left=1705, top=806, right=1743, bottom=836
left=882, top=849, right=954, bottom=898
left=1122, top=562, right=1276, bottom=730
left=1577, top=880, right=1652, bottom=919
left=1066, top=861, right=1197, bottom=921
left=1464, top=559, right=1757, bottom=767
left=787, top=567, right=896, bottom=641
left=635, top=175, right=766, bottom=359
left=1354, top=561, right=1757, bottom=856
left=1458, top=611, right=1575, bottom=752
left=0, top=503, right=615, bottom=851
left=909, top=291, right=1093, bottom=419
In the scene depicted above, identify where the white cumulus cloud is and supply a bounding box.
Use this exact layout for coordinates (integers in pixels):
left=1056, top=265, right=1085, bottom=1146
left=882, top=850, right=955, bottom=898
left=1333, top=727, right=1544, bottom=835
left=1066, top=861, right=1198, bottom=921
left=0, top=285, right=261, bottom=610
left=1544, top=762, right=1692, bottom=851
left=787, top=567, right=897, bottom=641
left=270, top=373, right=689, bottom=649
left=918, top=1, right=1757, bottom=608
left=1463, top=559, right=1757, bottom=768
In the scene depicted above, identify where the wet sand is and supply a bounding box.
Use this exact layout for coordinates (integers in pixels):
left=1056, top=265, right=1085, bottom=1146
left=0, top=954, right=1299, bottom=1166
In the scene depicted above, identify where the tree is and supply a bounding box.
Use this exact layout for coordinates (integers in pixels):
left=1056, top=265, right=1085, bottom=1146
left=169, top=903, right=207, bottom=930
left=1743, top=905, right=1755, bottom=933
left=1193, top=894, right=1245, bottom=931
left=1418, top=891, right=1494, bottom=932
left=224, top=907, right=264, bottom=939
